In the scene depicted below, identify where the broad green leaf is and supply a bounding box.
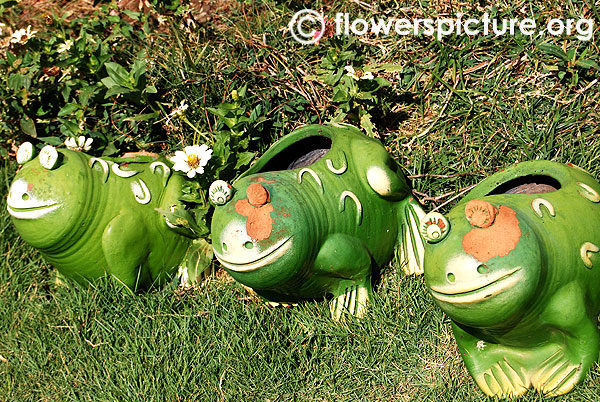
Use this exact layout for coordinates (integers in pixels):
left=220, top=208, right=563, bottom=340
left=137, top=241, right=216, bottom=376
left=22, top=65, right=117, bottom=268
left=104, top=62, right=132, bottom=88
left=19, top=116, right=37, bottom=138
left=576, top=59, right=600, bottom=70
left=58, top=103, right=81, bottom=117
left=234, top=151, right=255, bottom=169
left=37, top=136, right=64, bottom=146
left=537, top=43, right=568, bottom=62
left=332, top=89, right=349, bottom=102
left=123, top=112, right=159, bottom=122
left=58, top=118, right=81, bottom=135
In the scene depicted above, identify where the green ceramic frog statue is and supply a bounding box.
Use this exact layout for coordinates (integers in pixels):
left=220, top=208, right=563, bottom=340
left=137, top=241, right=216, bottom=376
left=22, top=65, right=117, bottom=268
left=7, top=142, right=209, bottom=291
left=420, top=160, right=600, bottom=397
left=209, top=124, right=425, bottom=320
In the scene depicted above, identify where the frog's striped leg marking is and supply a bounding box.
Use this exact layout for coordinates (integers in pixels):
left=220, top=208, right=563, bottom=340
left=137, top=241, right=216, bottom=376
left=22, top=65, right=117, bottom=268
left=338, top=191, right=362, bottom=226
left=150, top=161, right=172, bottom=187
left=330, top=284, right=369, bottom=321
left=89, top=157, right=111, bottom=183
left=131, top=179, right=151, bottom=204
left=580, top=242, right=599, bottom=269
left=314, top=234, right=372, bottom=320
left=399, top=200, right=426, bottom=275
left=477, top=358, right=528, bottom=397
left=577, top=182, right=600, bottom=202
left=531, top=198, right=555, bottom=218
left=326, top=151, right=347, bottom=174
left=531, top=350, right=582, bottom=396
left=112, top=164, right=139, bottom=178
left=297, top=168, right=323, bottom=194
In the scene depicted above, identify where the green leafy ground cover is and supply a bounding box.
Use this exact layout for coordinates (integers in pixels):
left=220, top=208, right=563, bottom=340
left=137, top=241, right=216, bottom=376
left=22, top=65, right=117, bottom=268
left=1, top=0, right=599, bottom=400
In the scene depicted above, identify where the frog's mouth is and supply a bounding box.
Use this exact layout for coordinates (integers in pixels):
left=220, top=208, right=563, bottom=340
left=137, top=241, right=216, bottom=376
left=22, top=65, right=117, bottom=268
left=7, top=202, right=61, bottom=220
left=215, top=236, right=293, bottom=272
left=429, top=267, right=521, bottom=305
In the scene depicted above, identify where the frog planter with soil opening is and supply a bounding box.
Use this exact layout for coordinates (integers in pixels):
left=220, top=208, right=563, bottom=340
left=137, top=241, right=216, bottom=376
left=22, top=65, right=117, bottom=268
left=7, top=143, right=211, bottom=291
left=420, top=160, right=600, bottom=397
left=209, top=124, right=426, bottom=320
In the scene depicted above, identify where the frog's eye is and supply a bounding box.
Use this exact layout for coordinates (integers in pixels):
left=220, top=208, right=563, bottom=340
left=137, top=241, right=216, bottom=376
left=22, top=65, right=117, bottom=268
left=420, top=212, right=450, bottom=243
left=16, top=142, right=36, bottom=164
left=39, top=145, right=59, bottom=170
left=209, top=180, right=233, bottom=206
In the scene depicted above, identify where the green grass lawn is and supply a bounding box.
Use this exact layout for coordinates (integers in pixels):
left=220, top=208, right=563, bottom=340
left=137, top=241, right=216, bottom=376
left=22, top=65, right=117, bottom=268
left=2, top=158, right=600, bottom=401
left=2, top=0, right=600, bottom=401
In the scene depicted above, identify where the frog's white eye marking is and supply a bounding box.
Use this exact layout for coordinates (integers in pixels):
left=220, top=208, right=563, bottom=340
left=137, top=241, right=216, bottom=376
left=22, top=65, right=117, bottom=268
left=297, top=168, right=323, bottom=194
left=17, top=142, right=35, bottom=164
left=366, top=165, right=393, bottom=196
left=531, top=198, right=555, bottom=218
left=112, top=163, right=139, bottom=178
left=339, top=190, right=362, bottom=226
left=89, top=158, right=110, bottom=183
left=6, top=178, right=60, bottom=219
left=326, top=151, right=347, bottom=174
left=577, top=182, right=600, bottom=203
left=131, top=179, right=151, bottom=204
left=150, top=161, right=171, bottom=187
left=39, top=145, right=59, bottom=169
left=580, top=242, right=599, bottom=269
left=209, top=180, right=233, bottom=206
left=419, top=212, right=450, bottom=243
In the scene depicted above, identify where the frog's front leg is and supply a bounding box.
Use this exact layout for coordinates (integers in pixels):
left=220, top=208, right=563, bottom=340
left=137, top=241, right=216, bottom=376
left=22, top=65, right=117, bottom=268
left=313, top=233, right=373, bottom=320
left=102, top=211, right=151, bottom=291
left=452, top=322, right=530, bottom=397
left=531, top=281, right=600, bottom=396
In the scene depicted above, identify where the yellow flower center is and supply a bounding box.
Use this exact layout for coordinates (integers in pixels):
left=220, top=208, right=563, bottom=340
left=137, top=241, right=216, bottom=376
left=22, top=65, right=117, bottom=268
left=186, top=154, right=200, bottom=169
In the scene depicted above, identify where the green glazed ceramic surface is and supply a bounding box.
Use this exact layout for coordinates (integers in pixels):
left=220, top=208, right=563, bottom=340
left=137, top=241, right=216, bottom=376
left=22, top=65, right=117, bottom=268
left=210, top=124, right=425, bottom=320
left=7, top=147, right=195, bottom=291
left=421, top=160, right=600, bottom=397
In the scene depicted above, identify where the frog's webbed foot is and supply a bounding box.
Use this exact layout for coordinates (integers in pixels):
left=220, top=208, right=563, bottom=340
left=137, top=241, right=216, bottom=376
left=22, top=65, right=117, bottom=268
left=329, top=283, right=370, bottom=321
left=531, top=350, right=582, bottom=396
left=475, top=358, right=528, bottom=398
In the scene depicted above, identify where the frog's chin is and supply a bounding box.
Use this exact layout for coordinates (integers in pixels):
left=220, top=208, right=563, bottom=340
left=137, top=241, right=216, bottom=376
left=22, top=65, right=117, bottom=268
left=215, top=236, right=293, bottom=273
left=7, top=202, right=61, bottom=220
left=429, top=267, right=522, bottom=305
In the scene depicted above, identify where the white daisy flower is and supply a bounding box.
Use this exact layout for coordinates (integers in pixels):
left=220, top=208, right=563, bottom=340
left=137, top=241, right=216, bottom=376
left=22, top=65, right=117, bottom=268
left=10, top=25, right=37, bottom=45
left=169, top=100, right=189, bottom=118
left=170, top=144, right=212, bottom=178
left=476, top=340, right=486, bottom=351
left=64, top=136, right=93, bottom=152
left=344, top=65, right=374, bottom=80
left=57, top=39, right=73, bottom=54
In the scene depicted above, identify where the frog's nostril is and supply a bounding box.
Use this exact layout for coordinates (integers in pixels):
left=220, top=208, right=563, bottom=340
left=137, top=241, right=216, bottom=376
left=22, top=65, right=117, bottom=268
left=244, top=241, right=254, bottom=250
left=477, top=264, right=490, bottom=274
left=22, top=193, right=29, bottom=201
left=447, top=273, right=456, bottom=283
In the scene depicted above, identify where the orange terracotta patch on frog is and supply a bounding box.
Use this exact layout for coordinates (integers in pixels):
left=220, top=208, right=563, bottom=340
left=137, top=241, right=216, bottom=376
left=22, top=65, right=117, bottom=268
left=235, top=183, right=275, bottom=241
left=462, top=205, right=521, bottom=263
left=251, top=176, right=276, bottom=184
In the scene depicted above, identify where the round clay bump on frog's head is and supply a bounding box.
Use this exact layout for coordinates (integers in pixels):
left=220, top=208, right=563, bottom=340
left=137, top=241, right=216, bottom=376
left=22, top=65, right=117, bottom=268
left=247, top=183, right=270, bottom=207
left=465, top=199, right=498, bottom=228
